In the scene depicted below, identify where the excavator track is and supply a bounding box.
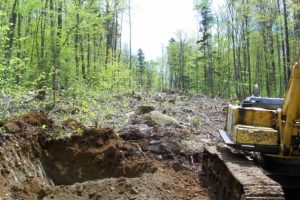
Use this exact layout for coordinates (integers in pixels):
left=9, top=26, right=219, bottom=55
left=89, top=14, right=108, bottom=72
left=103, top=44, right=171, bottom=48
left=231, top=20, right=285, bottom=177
left=202, top=146, right=285, bottom=200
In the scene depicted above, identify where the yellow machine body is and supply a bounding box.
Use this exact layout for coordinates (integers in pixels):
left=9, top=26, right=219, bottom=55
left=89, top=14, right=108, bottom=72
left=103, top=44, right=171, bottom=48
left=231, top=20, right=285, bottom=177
left=224, top=63, right=300, bottom=156
left=226, top=105, right=278, bottom=145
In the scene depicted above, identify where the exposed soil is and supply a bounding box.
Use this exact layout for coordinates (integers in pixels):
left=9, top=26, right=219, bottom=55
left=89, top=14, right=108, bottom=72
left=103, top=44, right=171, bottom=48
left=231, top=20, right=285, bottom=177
left=0, top=92, right=226, bottom=200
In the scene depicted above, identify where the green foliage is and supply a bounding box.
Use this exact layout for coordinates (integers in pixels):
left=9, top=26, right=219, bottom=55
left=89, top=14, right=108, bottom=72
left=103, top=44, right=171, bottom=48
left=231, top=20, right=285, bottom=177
left=137, top=48, right=146, bottom=88
left=1, top=0, right=135, bottom=94
left=1, top=0, right=298, bottom=99
left=163, top=0, right=298, bottom=98
left=189, top=116, right=201, bottom=127
left=0, top=11, right=8, bottom=87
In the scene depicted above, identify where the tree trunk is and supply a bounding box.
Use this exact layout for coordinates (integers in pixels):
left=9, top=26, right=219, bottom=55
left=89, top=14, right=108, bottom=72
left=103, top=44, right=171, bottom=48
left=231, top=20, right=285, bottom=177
left=283, top=0, right=291, bottom=79
left=56, top=0, right=62, bottom=88
left=128, top=0, right=132, bottom=70
left=80, top=34, right=86, bottom=79
left=277, top=0, right=288, bottom=88
left=50, top=0, right=57, bottom=106
left=87, top=33, right=91, bottom=80
left=4, top=0, right=19, bottom=80
left=16, top=12, right=22, bottom=84
left=74, top=12, right=80, bottom=76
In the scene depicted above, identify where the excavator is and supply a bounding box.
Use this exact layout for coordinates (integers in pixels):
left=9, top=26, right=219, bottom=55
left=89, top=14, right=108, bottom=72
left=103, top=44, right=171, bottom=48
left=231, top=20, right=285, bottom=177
left=202, top=58, right=300, bottom=199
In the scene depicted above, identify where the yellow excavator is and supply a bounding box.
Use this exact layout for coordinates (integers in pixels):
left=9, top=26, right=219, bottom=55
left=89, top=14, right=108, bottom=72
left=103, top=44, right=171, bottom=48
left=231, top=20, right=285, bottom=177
left=202, top=59, right=300, bottom=199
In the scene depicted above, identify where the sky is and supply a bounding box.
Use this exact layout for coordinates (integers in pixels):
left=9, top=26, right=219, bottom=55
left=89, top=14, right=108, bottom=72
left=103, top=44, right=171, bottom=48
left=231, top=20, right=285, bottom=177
left=122, top=0, right=224, bottom=60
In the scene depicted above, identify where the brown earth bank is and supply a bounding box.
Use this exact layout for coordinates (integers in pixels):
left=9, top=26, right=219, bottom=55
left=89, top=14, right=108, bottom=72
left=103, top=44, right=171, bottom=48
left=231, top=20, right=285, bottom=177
left=0, top=106, right=224, bottom=200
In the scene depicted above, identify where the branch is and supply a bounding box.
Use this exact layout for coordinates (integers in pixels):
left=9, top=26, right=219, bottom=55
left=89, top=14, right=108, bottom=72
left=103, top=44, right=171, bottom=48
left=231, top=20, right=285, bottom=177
left=62, top=16, right=84, bottom=46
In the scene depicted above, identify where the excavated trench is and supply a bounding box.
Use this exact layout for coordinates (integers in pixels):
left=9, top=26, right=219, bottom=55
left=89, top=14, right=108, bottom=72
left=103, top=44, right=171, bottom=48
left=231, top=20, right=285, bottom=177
left=0, top=112, right=157, bottom=199
left=40, top=127, right=157, bottom=185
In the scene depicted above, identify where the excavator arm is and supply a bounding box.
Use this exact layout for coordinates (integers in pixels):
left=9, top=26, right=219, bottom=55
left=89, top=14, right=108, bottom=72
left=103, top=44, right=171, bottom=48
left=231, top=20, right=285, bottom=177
left=281, top=63, right=300, bottom=156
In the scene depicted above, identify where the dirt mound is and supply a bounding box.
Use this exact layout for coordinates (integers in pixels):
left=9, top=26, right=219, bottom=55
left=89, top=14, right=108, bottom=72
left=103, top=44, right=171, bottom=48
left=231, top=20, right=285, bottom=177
left=4, top=111, right=52, bottom=134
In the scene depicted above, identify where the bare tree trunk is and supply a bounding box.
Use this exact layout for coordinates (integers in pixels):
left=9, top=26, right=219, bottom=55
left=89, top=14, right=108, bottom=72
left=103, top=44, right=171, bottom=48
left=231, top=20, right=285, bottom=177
left=228, top=2, right=239, bottom=97
left=93, top=26, right=97, bottom=74
left=209, top=37, right=214, bottom=96
left=245, top=1, right=251, bottom=95
left=293, top=0, right=300, bottom=41
left=105, top=0, right=111, bottom=66
left=74, top=11, right=80, bottom=76
left=262, top=28, right=271, bottom=97
left=39, top=0, right=48, bottom=76
left=87, top=33, right=91, bottom=80
left=16, top=12, right=22, bottom=84
left=283, top=0, right=291, bottom=79
left=80, top=35, right=86, bottom=79
left=50, top=0, right=57, bottom=106
left=4, top=0, right=19, bottom=80
left=118, top=11, right=123, bottom=64
left=128, top=0, right=132, bottom=70
left=277, top=0, right=288, bottom=88
left=56, top=0, right=62, bottom=88
left=179, top=34, right=184, bottom=90
left=113, top=7, right=118, bottom=61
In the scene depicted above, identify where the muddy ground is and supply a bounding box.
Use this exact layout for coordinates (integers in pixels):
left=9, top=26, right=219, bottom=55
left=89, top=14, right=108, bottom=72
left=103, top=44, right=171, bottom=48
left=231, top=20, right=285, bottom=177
left=0, top=91, right=226, bottom=200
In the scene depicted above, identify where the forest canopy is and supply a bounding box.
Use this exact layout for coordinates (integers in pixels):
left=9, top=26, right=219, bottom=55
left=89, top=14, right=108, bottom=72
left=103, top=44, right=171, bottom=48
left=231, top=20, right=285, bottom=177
left=0, top=0, right=298, bottom=99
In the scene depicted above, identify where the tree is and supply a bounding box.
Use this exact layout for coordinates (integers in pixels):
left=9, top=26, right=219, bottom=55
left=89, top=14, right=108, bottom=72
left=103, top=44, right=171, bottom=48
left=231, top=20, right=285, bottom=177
left=4, top=0, right=18, bottom=80
left=195, top=0, right=214, bottom=96
left=137, top=48, right=145, bottom=88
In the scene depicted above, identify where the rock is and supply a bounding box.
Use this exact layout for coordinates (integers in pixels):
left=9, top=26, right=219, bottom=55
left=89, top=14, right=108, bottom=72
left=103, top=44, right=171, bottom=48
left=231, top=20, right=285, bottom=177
left=119, top=126, right=144, bottom=140
left=181, top=108, right=194, bottom=113
left=125, top=179, right=133, bottom=188
left=162, top=88, right=176, bottom=94
left=4, top=122, right=21, bottom=133
left=125, top=111, right=135, bottom=117
left=120, top=124, right=150, bottom=140
left=149, top=140, right=160, bottom=145
left=77, top=184, right=83, bottom=193
left=36, top=90, right=47, bottom=100
left=168, top=99, right=176, bottom=104
left=145, top=145, right=163, bottom=154
left=177, top=96, right=187, bottom=101
left=96, top=193, right=102, bottom=200
left=153, top=93, right=166, bottom=102
left=135, top=105, right=155, bottom=115
left=132, top=92, right=142, bottom=101
left=89, top=191, right=96, bottom=198
left=149, top=111, right=178, bottom=127
left=161, top=141, right=180, bottom=154
left=130, top=187, right=139, bottom=194
left=172, top=162, right=186, bottom=172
